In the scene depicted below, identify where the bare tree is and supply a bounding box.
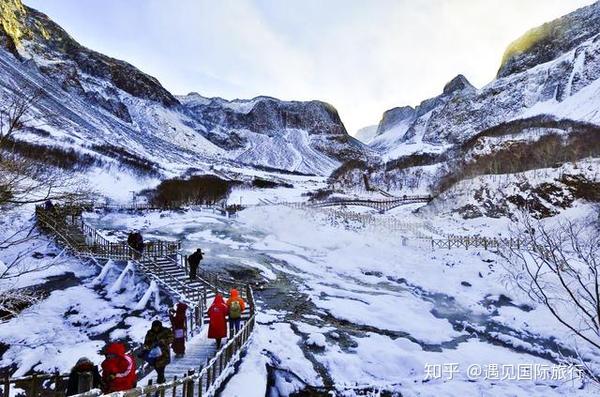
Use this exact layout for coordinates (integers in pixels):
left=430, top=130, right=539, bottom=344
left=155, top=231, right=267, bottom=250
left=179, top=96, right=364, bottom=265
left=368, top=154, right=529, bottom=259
left=0, top=88, right=44, bottom=154
left=501, top=211, right=600, bottom=382
left=0, top=88, right=89, bottom=207
left=0, top=88, right=90, bottom=318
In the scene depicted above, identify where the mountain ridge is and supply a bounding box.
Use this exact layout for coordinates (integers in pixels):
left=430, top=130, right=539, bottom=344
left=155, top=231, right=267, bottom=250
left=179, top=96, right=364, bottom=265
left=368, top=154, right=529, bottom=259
left=330, top=2, right=600, bottom=218
left=0, top=0, right=369, bottom=176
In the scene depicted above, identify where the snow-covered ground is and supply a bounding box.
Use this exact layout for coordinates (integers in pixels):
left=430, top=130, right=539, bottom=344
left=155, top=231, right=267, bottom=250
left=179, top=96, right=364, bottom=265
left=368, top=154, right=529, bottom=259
left=0, top=207, right=173, bottom=383
left=75, top=202, right=600, bottom=396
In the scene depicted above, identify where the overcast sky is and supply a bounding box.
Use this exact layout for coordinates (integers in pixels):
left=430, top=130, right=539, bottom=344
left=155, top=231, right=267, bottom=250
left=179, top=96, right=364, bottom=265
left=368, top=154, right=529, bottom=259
left=25, top=0, right=595, bottom=135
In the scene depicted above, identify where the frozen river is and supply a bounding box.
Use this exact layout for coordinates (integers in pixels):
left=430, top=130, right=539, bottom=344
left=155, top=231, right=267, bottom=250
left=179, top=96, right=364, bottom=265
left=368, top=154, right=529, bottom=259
left=84, top=205, right=594, bottom=396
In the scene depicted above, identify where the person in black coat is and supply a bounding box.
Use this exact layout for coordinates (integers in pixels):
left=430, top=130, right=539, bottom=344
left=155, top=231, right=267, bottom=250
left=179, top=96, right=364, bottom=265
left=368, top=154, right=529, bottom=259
left=66, top=357, right=102, bottom=396
left=127, top=231, right=144, bottom=259
left=187, top=248, right=203, bottom=280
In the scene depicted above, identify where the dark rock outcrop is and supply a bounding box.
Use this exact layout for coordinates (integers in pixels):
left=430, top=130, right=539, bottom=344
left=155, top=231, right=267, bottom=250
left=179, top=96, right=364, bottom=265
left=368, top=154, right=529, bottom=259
left=442, top=74, right=475, bottom=96
left=180, top=94, right=370, bottom=166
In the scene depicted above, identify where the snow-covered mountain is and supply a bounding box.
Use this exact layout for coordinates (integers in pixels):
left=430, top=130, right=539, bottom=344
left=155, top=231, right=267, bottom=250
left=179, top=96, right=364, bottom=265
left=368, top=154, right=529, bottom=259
left=328, top=2, right=600, bottom=214
left=353, top=125, right=378, bottom=144
left=0, top=0, right=369, bottom=176
left=370, top=0, right=600, bottom=156
left=178, top=93, right=367, bottom=174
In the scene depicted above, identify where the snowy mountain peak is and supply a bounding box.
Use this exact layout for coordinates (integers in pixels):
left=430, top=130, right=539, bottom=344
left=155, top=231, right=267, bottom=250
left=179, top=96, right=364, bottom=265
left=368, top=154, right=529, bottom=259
left=369, top=0, right=600, bottom=161
left=442, top=74, right=475, bottom=96
left=0, top=0, right=179, bottom=111
left=376, top=106, right=416, bottom=135
left=498, top=1, right=600, bottom=78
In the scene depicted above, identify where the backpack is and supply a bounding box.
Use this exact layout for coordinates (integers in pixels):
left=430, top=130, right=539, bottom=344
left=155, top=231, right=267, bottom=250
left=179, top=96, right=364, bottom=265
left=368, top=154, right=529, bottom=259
left=77, top=371, right=93, bottom=394
left=229, top=300, right=242, bottom=319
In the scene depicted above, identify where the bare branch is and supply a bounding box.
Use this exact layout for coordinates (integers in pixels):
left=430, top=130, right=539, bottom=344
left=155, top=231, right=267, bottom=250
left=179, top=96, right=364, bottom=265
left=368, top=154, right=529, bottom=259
left=500, top=211, right=600, bottom=380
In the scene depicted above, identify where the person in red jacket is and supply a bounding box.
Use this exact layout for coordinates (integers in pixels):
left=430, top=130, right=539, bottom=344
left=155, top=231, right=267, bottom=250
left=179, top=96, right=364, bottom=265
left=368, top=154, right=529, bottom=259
left=207, top=294, right=228, bottom=349
left=101, top=342, right=137, bottom=393
left=169, top=302, right=188, bottom=357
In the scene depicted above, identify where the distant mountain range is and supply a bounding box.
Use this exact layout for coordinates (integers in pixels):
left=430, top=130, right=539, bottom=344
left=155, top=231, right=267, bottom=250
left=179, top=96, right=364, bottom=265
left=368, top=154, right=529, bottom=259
left=0, top=0, right=370, bottom=177
left=1, top=0, right=599, bottom=217
left=365, top=0, right=600, bottom=159
left=337, top=1, right=600, bottom=217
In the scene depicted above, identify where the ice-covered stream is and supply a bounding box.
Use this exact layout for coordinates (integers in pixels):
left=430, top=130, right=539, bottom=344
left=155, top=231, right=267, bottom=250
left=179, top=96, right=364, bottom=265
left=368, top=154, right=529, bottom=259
left=82, top=206, right=597, bottom=396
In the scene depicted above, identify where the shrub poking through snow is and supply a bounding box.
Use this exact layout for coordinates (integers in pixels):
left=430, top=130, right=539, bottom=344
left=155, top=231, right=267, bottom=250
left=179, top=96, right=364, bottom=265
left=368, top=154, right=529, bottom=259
left=143, top=175, right=240, bottom=208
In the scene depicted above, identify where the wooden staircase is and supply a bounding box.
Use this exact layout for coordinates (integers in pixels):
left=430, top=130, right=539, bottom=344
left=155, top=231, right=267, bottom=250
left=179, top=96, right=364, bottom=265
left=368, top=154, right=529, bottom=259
left=29, top=204, right=257, bottom=397
left=139, top=257, right=252, bottom=323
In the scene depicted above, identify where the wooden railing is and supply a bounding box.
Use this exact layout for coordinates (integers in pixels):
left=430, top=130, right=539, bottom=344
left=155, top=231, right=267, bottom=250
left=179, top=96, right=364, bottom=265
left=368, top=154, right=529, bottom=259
left=282, top=201, right=532, bottom=253
left=430, top=235, right=528, bottom=250
left=318, top=208, right=431, bottom=237
left=104, top=286, right=257, bottom=397
left=88, top=202, right=237, bottom=217
left=1, top=344, right=156, bottom=397
left=5, top=205, right=257, bottom=397
left=36, top=206, right=181, bottom=259
left=78, top=222, right=180, bottom=260
left=253, top=196, right=432, bottom=213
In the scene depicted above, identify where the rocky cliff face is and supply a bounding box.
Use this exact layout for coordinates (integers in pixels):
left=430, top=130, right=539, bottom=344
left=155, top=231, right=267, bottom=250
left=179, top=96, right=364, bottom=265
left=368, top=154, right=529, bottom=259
left=371, top=1, right=600, bottom=156
left=0, top=0, right=367, bottom=176
left=498, top=1, right=600, bottom=78
left=178, top=94, right=370, bottom=173
left=376, top=106, right=415, bottom=135
left=333, top=2, right=600, bottom=218
left=181, top=95, right=348, bottom=148
left=0, top=0, right=178, bottom=122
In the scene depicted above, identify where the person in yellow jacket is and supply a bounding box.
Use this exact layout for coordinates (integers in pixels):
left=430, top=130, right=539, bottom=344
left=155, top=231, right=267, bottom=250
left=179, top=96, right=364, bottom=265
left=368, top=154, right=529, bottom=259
left=226, top=289, right=246, bottom=335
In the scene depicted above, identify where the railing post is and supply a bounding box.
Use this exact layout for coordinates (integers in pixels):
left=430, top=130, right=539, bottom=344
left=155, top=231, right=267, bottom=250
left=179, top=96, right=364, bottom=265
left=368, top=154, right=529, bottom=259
left=186, top=370, right=194, bottom=397
left=171, top=376, right=177, bottom=397
left=31, top=374, right=37, bottom=397
left=198, top=370, right=203, bottom=397
left=146, top=379, right=153, bottom=397
left=205, top=361, right=211, bottom=392
left=3, top=373, right=10, bottom=397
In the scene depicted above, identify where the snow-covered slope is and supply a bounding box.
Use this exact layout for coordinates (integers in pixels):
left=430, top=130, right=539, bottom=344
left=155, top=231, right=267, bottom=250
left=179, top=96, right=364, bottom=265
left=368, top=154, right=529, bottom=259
left=370, top=1, right=600, bottom=162
left=178, top=94, right=369, bottom=175
left=353, top=125, right=377, bottom=144
left=0, top=0, right=369, bottom=176
left=330, top=2, right=600, bottom=218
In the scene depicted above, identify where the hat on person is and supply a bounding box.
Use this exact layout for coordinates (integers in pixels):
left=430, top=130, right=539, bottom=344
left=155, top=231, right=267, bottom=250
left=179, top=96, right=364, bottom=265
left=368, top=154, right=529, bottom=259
left=152, top=320, right=162, bottom=328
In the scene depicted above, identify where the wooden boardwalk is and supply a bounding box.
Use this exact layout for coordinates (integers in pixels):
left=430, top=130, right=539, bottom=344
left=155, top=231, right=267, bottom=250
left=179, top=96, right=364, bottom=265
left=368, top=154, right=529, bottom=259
left=141, top=328, right=217, bottom=387
left=309, top=196, right=432, bottom=212
left=270, top=196, right=432, bottom=213
left=14, top=205, right=257, bottom=397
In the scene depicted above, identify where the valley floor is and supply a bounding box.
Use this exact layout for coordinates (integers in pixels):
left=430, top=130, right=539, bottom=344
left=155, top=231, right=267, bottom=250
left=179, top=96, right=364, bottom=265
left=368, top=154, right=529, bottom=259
left=2, top=202, right=599, bottom=396
left=85, top=204, right=600, bottom=396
